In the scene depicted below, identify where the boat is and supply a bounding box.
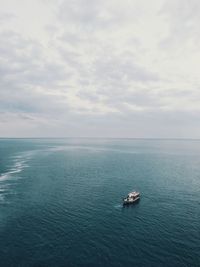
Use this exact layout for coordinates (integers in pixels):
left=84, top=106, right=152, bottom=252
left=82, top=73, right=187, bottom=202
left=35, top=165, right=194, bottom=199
left=123, top=191, right=140, bottom=205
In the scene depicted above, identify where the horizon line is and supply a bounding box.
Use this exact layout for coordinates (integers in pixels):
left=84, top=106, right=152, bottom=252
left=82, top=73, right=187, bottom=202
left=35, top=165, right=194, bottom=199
left=0, top=137, right=200, bottom=141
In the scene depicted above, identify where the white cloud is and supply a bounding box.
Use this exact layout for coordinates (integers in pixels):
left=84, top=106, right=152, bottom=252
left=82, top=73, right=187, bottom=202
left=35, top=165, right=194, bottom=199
left=0, top=0, right=200, bottom=137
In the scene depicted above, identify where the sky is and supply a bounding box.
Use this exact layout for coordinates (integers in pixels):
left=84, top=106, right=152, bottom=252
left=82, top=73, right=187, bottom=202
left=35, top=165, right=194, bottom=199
left=0, top=0, right=200, bottom=138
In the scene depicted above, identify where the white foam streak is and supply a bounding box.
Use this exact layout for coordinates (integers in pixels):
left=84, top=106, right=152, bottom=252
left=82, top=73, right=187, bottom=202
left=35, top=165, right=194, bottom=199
left=0, top=151, right=32, bottom=203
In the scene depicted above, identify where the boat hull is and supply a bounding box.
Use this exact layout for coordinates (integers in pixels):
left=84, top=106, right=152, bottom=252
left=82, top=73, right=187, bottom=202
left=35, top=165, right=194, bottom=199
left=123, top=197, right=140, bottom=205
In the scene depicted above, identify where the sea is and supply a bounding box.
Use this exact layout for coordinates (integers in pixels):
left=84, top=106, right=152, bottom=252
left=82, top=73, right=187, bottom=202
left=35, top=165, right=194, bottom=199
left=0, top=138, right=199, bottom=267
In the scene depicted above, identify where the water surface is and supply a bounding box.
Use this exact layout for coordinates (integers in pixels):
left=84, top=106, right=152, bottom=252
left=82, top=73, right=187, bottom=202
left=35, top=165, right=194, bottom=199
left=0, top=138, right=199, bottom=267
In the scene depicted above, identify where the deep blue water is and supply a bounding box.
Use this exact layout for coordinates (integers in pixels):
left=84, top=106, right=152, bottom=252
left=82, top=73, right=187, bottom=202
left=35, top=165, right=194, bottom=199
left=0, top=138, right=199, bottom=267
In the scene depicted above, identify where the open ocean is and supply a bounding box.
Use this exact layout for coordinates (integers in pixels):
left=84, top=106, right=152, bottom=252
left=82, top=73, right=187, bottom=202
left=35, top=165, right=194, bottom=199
left=0, top=138, right=199, bottom=267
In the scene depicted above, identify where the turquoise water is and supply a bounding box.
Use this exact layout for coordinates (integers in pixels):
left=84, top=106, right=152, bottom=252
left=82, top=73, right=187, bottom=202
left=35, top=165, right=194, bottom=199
left=0, top=138, right=200, bottom=267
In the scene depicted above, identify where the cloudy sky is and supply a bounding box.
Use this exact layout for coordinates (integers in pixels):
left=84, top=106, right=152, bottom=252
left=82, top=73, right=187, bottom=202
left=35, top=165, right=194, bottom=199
left=0, top=0, right=200, bottom=138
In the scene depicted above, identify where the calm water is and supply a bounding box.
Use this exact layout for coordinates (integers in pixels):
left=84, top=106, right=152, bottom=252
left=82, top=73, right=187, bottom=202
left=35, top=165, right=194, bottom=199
left=0, top=138, right=199, bottom=267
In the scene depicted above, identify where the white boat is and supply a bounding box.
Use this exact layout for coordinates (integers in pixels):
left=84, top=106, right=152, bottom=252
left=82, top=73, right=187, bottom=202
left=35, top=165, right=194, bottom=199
left=123, top=191, right=140, bottom=205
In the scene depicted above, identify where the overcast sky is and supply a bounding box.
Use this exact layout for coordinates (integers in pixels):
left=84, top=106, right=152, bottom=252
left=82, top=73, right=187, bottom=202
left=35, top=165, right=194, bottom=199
left=0, top=0, right=200, bottom=138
